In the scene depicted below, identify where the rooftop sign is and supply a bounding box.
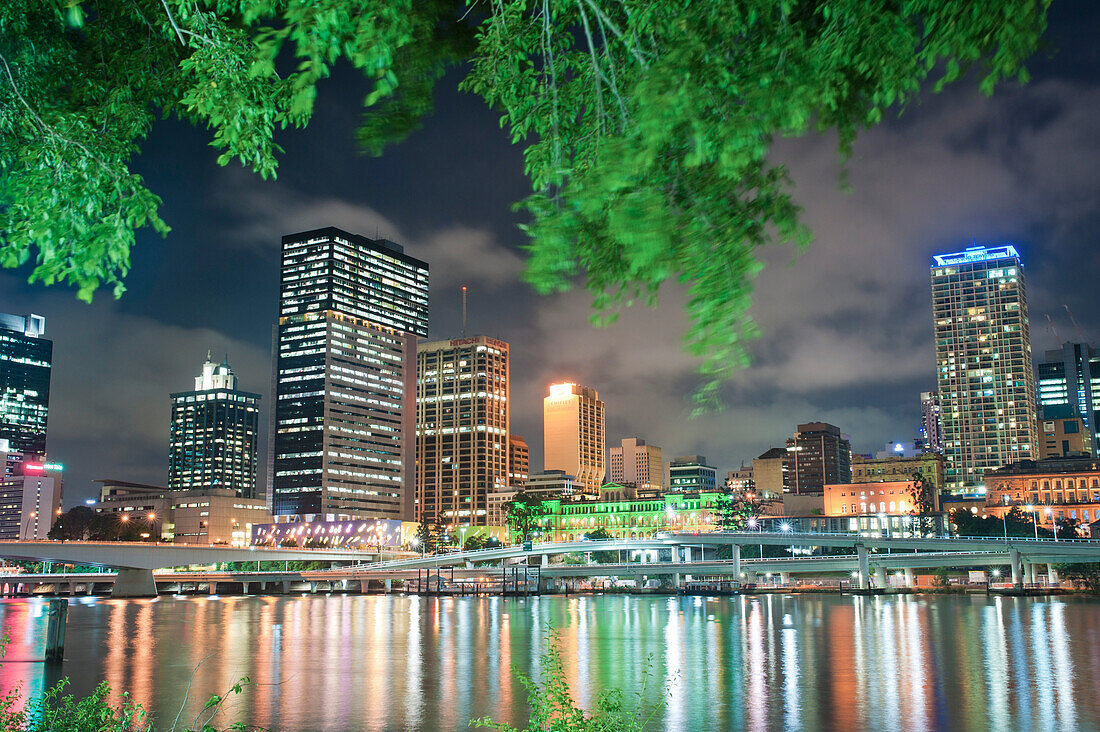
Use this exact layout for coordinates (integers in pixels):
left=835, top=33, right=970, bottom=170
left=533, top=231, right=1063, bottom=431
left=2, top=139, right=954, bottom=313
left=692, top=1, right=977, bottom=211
left=931, top=245, right=1020, bottom=267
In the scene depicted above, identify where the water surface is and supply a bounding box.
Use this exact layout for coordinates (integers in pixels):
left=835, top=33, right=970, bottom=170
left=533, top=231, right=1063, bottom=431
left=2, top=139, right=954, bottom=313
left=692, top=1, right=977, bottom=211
left=0, top=593, right=1096, bottom=730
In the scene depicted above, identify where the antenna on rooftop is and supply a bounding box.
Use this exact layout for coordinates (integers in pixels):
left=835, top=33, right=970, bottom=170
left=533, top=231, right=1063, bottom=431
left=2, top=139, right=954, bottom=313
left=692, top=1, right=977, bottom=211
left=461, top=286, right=468, bottom=337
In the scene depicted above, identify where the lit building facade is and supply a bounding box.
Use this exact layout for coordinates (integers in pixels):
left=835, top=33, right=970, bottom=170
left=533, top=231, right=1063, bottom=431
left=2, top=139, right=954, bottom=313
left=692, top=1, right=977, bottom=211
left=1037, top=342, right=1100, bottom=456
left=931, top=245, right=1037, bottom=490
left=0, top=460, right=62, bottom=540
left=271, top=227, right=428, bottom=522
left=608, top=437, right=663, bottom=492
left=786, top=422, right=851, bottom=494
left=823, top=480, right=940, bottom=516
left=508, top=434, right=530, bottom=486
left=919, top=391, right=943, bottom=453
left=0, top=313, right=51, bottom=456
left=170, top=355, right=260, bottom=497
left=415, top=336, right=509, bottom=526
left=984, top=458, right=1100, bottom=529
left=668, top=454, right=717, bottom=492
left=535, top=490, right=721, bottom=541
left=543, top=382, right=605, bottom=493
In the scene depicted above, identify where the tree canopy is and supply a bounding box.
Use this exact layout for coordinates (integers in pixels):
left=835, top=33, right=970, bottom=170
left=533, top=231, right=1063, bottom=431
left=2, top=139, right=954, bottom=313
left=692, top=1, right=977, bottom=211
left=1, top=0, right=1049, bottom=400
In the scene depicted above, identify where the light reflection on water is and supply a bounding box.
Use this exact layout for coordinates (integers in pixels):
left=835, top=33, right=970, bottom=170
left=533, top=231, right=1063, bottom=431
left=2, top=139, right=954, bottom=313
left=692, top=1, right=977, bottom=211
left=0, top=594, right=1097, bottom=731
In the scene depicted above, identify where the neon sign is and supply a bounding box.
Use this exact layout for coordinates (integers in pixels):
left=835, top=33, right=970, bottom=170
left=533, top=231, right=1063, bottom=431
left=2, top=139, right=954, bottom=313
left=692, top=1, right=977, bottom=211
left=932, top=245, right=1020, bottom=267
left=23, top=462, right=63, bottom=473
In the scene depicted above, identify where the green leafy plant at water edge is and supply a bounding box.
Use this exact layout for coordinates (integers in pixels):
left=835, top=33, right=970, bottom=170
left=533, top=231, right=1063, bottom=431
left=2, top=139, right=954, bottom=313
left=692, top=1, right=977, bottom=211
left=0, top=638, right=262, bottom=731
left=471, top=629, right=672, bottom=731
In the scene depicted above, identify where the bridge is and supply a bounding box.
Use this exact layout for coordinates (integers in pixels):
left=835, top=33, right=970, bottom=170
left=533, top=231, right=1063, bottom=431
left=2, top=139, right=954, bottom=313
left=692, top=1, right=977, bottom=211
left=1, top=532, right=1098, bottom=596
left=0, top=540, right=400, bottom=596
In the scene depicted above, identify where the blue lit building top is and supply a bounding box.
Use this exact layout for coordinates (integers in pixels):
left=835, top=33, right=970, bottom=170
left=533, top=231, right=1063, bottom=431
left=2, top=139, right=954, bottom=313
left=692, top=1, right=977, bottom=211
left=931, top=245, right=1021, bottom=267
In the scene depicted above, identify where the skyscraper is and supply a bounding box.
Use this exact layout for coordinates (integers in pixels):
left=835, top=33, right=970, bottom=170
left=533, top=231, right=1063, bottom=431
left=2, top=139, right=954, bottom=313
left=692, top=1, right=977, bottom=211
left=271, top=227, right=428, bottom=521
left=543, top=382, right=605, bottom=493
left=786, top=422, right=851, bottom=494
left=170, top=354, right=261, bottom=496
left=931, top=245, right=1037, bottom=490
left=919, top=391, right=944, bottom=453
left=608, top=437, right=663, bottom=491
left=0, top=313, right=51, bottom=456
left=1036, top=341, right=1100, bottom=456
left=415, top=336, right=509, bottom=526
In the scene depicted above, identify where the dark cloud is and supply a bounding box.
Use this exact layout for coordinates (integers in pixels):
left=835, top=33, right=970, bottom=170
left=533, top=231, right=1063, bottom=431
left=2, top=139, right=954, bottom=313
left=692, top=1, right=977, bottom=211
left=3, top=3, right=1099, bottom=500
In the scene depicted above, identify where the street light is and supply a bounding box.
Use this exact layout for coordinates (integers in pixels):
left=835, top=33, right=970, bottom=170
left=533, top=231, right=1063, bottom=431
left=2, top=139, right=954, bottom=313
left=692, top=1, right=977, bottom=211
left=1025, top=505, right=1038, bottom=539
left=1046, top=508, right=1059, bottom=541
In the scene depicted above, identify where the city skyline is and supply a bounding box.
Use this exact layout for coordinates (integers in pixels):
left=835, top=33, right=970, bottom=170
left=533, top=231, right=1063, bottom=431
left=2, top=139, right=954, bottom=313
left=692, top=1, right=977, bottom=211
left=1, top=2, right=1098, bottom=504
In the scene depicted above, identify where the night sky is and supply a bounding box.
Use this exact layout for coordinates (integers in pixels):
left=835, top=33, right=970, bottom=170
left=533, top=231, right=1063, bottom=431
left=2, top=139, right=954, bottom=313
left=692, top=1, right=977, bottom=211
left=4, top=2, right=1100, bottom=505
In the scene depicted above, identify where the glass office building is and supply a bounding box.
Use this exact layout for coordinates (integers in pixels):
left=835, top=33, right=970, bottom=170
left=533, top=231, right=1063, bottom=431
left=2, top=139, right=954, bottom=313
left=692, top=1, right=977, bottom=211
left=271, top=227, right=428, bottom=521
left=0, top=313, right=51, bottom=456
left=170, top=355, right=260, bottom=496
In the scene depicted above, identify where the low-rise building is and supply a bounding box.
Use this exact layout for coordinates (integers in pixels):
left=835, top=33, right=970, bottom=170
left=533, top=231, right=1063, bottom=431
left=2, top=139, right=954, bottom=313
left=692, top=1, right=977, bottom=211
left=851, top=453, right=944, bottom=491
left=95, top=480, right=270, bottom=545
left=824, top=480, right=940, bottom=516
left=536, top=490, right=722, bottom=541
left=983, top=458, right=1100, bottom=529
left=668, top=455, right=717, bottom=492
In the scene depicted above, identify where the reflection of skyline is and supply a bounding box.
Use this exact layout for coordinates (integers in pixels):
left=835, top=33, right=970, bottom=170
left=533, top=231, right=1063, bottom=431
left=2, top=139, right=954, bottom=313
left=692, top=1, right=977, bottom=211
left=0, top=595, right=1097, bottom=730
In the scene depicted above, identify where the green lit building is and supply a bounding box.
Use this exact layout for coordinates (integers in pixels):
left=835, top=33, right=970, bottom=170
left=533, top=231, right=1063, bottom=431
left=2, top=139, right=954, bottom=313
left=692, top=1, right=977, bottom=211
left=535, top=485, right=721, bottom=541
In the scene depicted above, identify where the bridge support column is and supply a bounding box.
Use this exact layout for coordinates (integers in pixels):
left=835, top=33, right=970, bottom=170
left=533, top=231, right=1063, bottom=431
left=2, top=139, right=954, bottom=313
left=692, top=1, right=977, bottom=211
left=111, top=569, right=158, bottom=598
left=384, top=579, right=392, bottom=593
left=208, top=581, right=218, bottom=595
left=731, top=545, right=741, bottom=583
left=779, top=571, right=790, bottom=586
left=684, top=546, right=692, bottom=563
left=672, top=548, right=681, bottom=563
left=1009, top=548, right=1021, bottom=586
left=542, top=554, right=549, bottom=567
left=1047, top=564, right=1059, bottom=586
left=903, top=568, right=914, bottom=588
left=856, top=545, right=870, bottom=589
left=282, top=581, right=291, bottom=594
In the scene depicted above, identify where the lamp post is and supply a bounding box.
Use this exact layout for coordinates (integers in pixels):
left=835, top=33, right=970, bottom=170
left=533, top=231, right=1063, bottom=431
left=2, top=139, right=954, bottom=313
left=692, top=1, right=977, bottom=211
left=1046, top=508, right=1059, bottom=541
left=781, top=522, right=793, bottom=559
left=1025, top=505, right=1038, bottom=539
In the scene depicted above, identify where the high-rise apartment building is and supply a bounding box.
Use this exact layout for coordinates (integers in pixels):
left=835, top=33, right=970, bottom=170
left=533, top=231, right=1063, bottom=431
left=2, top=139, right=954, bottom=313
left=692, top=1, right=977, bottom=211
left=271, top=227, right=428, bottom=521
left=786, top=422, right=851, bottom=494
left=415, top=336, right=509, bottom=526
left=170, top=355, right=261, bottom=497
left=608, top=437, right=663, bottom=491
left=543, top=383, right=605, bottom=493
left=931, top=245, right=1037, bottom=490
left=1036, top=342, right=1100, bottom=457
left=919, top=391, right=944, bottom=453
left=0, top=313, right=51, bottom=456
left=508, top=434, right=529, bottom=487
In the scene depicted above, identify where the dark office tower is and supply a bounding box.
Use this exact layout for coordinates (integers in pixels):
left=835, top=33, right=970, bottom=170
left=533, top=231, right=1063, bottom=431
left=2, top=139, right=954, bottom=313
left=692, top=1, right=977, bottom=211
left=931, top=245, right=1037, bottom=490
left=272, top=227, right=428, bottom=521
left=415, top=336, right=509, bottom=526
left=785, top=422, right=851, bottom=494
left=1037, top=342, right=1100, bottom=457
left=170, top=354, right=260, bottom=496
left=919, top=391, right=944, bottom=453
left=0, top=313, right=51, bottom=455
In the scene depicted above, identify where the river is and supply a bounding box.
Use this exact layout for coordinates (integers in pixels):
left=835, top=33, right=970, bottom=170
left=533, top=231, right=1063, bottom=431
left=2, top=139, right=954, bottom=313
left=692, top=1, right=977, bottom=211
left=0, top=593, right=1096, bottom=730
